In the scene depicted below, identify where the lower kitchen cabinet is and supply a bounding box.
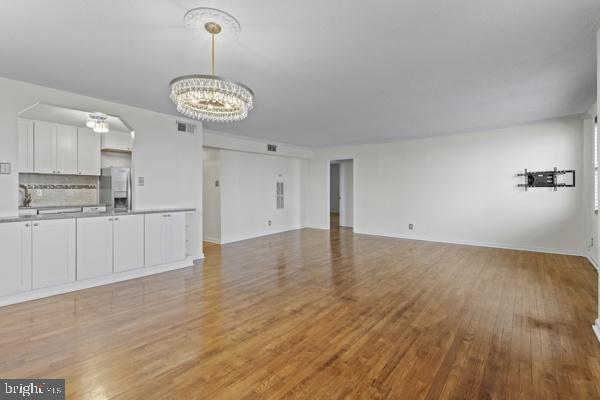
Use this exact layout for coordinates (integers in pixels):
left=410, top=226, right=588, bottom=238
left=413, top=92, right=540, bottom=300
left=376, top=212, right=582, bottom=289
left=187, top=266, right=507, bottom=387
left=0, top=222, right=32, bottom=296
left=145, top=212, right=186, bottom=267
left=32, top=219, right=76, bottom=289
left=113, top=215, right=144, bottom=272
left=77, top=214, right=145, bottom=280
left=77, top=217, right=114, bottom=280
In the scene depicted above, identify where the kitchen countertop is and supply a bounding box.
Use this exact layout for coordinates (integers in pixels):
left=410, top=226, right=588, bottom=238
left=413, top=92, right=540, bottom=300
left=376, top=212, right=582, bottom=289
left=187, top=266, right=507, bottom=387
left=0, top=208, right=196, bottom=224
left=19, top=204, right=108, bottom=210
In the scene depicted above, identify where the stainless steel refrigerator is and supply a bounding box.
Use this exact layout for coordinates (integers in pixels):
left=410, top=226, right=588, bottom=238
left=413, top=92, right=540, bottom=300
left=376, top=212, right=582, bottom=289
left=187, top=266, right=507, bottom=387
left=99, top=167, right=131, bottom=211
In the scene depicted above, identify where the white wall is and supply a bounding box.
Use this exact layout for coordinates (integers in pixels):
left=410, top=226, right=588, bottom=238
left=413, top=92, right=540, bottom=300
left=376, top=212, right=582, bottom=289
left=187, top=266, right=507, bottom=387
left=305, top=117, right=583, bottom=255
left=582, top=112, right=598, bottom=265
left=219, top=149, right=303, bottom=244
left=339, top=159, right=354, bottom=227
left=202, top=148, right=221, bottom=243
left=595, top=29, right=600, bottom=338
left=203, top=129, right=313, bottom=159
left=0, top=77, right=204, bottom=258
left=330, top=163, right=340, bottom=213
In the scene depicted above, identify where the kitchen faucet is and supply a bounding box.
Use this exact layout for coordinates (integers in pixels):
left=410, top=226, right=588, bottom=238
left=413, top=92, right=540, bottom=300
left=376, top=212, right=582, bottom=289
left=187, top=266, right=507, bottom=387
left=18, top=184, right=32, bottom=207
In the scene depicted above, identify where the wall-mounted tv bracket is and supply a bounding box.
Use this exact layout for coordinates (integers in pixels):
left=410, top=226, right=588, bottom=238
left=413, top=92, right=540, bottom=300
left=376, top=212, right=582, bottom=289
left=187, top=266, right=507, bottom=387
left=517, top=168, right=575, bottom=191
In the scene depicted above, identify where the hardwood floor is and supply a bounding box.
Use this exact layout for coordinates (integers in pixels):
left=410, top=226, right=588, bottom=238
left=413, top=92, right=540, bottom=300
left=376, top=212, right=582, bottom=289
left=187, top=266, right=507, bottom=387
left=0, top=227, right=599, bottom=399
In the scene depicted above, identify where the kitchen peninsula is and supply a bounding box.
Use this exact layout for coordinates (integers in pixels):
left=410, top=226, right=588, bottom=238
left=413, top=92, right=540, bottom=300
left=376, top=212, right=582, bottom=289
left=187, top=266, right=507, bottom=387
left=0, top=207, right=196, bottom=306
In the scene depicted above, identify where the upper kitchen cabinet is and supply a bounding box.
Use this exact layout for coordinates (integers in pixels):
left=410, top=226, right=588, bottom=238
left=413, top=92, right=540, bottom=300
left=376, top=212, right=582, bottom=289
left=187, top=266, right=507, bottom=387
left=18, top=119, right=34, bottom=173
left=33, top=120, right=56, bottom=174
left=101, top=131, right=133, bottom=153
left=77, top=127, right=101, bottom=175
left=19, top=103, right=134, bottom=176
left=55, top=124, right=78, bottom=175
left=33, top=122, right=78, bottom=175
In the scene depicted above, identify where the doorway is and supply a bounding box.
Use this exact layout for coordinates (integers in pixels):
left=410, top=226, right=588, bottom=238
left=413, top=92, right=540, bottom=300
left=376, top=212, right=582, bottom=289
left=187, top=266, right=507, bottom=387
left=330, top=159, right=353, bottom=230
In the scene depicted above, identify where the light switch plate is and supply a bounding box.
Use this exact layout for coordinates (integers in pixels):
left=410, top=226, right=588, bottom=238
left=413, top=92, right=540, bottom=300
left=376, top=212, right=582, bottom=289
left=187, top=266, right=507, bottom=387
left=137, top=177, right=145, bottom=187
left=0, top=162, right=11, bottom=175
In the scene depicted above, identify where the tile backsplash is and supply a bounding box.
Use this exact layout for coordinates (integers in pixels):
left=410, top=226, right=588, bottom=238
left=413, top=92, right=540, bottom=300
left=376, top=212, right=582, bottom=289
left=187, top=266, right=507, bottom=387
left=19, top=174, right=98, bottom=207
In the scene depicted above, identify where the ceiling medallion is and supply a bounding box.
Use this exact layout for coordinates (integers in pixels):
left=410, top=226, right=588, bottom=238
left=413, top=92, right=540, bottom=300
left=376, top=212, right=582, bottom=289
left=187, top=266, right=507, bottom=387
left=169, top=8, right=253, bottom=123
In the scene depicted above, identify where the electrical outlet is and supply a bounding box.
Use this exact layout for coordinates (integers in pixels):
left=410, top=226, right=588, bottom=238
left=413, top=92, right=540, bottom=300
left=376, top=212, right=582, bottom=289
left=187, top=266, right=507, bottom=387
left=215, top=180, right=219, bottom=187
left=137, top=177, right=145, bottom=187
left=409, top=224, right=414, bottom=230
left=268, top=220, right=272, bottom=226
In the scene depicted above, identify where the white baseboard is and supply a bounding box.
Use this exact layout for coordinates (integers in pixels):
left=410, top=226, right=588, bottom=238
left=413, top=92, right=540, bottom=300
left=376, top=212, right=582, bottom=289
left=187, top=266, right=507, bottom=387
left=594, top=320, right=600, bottom=344
left=220, top=226, right=302, bottom=245
left=203, top=236, right=221, bottom=244
left=586, top=255, right=599, bottom=271
left=0, top=256, right=197, bottom=308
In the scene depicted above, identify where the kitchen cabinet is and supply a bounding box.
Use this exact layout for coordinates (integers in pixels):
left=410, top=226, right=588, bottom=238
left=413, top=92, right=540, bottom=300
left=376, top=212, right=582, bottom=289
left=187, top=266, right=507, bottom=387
left=113, top=215, right=145, bottom=272
left=77, top=214, right=144, bottom=280
left=33, top=120, right=56, bottom=174
left=77, top=127, right=101, bottom=176
left=33, top=121, right=78, bottom=175
left=0, top=222, right=32, bottom=296
left=145, top=212, right=186, bottom=267
left=18, top=119, right=34, bottom=173
left=101, top=131, right=133, bottom=152
left=32, top=219, right=76, bottom=289
left=77, top=217, right=114, bottom=280
left=55, top=124, right=78, bottom=175
left=32, top=121, right=100, bottom=176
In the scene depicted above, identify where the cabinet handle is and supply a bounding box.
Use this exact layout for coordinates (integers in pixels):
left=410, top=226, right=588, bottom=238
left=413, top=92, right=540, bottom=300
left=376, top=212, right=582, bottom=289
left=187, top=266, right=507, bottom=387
left=114, top=217, right=119, bottom=221
left=24, top=223, right=30, bottom=227
left=33, top=223, right=39, bottom=226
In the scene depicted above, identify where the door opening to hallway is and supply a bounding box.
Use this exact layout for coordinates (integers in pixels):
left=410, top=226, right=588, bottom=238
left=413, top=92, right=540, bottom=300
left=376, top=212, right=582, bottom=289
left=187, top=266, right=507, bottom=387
left=330, top=159, right=353, bottom=230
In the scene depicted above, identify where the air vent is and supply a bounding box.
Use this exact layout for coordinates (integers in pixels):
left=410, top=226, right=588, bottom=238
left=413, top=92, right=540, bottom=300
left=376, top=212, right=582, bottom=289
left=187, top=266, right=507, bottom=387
left=176, top=121, right=197, bottom=135
left=267, top=144, right=277, bottom=152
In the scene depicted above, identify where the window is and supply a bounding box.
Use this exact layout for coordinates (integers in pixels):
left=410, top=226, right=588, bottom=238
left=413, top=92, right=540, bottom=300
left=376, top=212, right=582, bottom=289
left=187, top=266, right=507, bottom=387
left=594, top=117, right=598, bottom=214
left=276, top=182, right=284, bottom=209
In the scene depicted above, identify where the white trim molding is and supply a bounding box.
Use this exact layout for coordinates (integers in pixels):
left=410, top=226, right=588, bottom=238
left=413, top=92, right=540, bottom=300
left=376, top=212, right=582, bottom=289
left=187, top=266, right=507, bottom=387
left=352, top=229, right=582, bottom=257
left=594, top=320, right=600, bottom=344
left=587, top=256, right=600, bottom=271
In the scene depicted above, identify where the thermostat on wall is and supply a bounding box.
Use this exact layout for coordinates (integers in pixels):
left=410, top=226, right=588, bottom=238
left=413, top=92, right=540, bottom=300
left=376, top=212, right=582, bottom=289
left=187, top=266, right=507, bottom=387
left=0, top=162, right=11, bottom=175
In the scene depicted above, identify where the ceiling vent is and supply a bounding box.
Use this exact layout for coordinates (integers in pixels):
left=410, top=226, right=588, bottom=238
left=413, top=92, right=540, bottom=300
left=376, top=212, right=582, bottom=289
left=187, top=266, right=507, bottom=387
left=176, top=121, right=197, bottom=135
left=267, top=144, right=277, bottom=152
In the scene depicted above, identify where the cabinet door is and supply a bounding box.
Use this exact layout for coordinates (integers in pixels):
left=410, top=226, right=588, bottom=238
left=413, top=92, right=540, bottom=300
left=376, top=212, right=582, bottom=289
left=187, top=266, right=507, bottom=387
left=102, top=131, right=133, bottom=152
left=0, top=222, right=32, bottom=296
left=34, top=121, right=56, bottom=174
left=114, top=215, right=144, bottom=272
left=165, top=212, right=186, bottom=263
left=77, top=217, right=114, bottom=281
left=32, top=219, right=76, bottom=289
left=145, top=213, right=165, bottom=267
left=77, top=128, right=101, bottom=176
left=56, top=124, right=78, bottom=175
left=18, top=119, right=34, bottom=173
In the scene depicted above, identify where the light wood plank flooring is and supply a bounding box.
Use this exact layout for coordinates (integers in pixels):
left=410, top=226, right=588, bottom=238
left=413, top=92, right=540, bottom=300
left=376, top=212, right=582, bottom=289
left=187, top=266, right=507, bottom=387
left=0, top=227, right=599, bottom=399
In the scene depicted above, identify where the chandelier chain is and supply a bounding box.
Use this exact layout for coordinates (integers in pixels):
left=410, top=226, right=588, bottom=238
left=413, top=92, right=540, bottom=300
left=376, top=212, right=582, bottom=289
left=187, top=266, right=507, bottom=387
left=211, top=33, right=215, bottom=75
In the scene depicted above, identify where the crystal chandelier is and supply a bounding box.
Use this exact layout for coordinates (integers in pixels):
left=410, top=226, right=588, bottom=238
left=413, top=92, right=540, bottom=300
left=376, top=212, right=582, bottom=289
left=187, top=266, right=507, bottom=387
left=169, top=8, right=254, bottom=123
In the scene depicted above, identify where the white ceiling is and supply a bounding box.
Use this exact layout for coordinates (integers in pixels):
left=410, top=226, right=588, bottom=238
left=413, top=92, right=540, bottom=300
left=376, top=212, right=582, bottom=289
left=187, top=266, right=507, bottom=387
left=0, top=0, right=598, bottom=148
